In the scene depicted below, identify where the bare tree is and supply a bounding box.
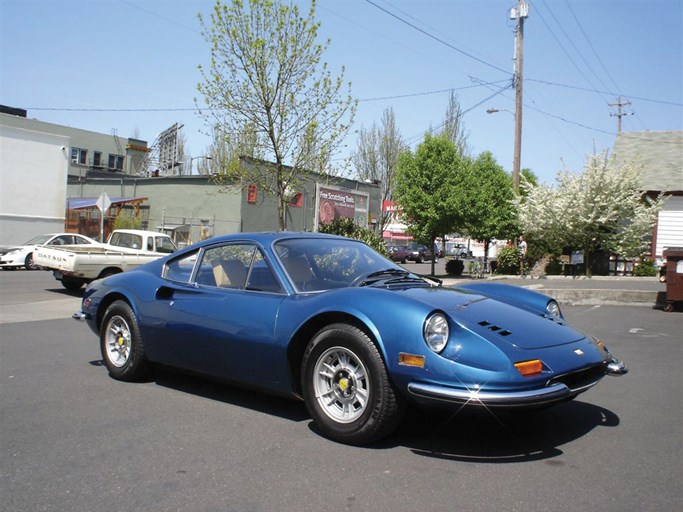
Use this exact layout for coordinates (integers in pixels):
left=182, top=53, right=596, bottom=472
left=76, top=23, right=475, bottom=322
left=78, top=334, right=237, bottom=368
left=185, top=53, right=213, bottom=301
left=352, top=108, right=405, bottom=233
left=441, top=91, right=469, bottom=156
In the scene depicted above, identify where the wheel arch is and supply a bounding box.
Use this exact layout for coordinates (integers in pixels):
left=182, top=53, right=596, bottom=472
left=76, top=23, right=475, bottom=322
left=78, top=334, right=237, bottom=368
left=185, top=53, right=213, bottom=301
left=98, top=267, right=123, bottom=279
left=95, top=292, right=137, bottom=333
left=287, top=311, right=384, bottom=399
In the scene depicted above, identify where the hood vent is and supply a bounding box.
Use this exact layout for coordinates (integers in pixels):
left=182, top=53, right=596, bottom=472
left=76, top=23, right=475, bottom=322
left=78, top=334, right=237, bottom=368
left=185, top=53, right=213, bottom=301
left=478, top=320, right=512, bottom=337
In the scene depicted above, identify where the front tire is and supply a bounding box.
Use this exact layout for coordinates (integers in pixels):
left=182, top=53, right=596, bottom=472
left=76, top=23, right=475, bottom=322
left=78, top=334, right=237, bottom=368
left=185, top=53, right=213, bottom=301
left=100, top=300, right=149, bottom=381
left=25, top=253, right=37, bottom=270
left=302, top=323, right=404, bottom=445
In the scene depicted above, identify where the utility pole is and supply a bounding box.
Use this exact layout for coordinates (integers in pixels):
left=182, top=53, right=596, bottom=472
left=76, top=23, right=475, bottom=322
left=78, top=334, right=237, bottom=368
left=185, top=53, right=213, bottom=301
left=609, top=96, right=632, bottom=133
left=511, top=0, right=528, bottom=191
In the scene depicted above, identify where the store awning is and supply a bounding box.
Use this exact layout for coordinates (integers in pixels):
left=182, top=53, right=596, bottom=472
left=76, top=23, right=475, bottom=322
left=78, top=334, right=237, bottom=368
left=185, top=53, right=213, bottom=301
left=67, top=197, right=148, bottom=210
left=383, top=230, right=412, bottom=241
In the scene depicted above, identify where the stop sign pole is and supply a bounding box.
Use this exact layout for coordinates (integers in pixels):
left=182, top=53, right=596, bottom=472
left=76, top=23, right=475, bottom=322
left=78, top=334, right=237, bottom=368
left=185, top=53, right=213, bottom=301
left=96, top=191, right=112, bottom=242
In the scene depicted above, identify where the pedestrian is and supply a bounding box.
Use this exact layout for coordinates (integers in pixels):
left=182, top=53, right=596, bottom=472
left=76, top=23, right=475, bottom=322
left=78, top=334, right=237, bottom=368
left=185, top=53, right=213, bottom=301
left=518, top=235, right=528, bottom=276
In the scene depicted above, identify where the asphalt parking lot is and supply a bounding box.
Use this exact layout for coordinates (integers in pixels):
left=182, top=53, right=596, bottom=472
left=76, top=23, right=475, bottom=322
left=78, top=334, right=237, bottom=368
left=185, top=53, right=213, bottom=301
left=1, top=270, right=681, bottom=512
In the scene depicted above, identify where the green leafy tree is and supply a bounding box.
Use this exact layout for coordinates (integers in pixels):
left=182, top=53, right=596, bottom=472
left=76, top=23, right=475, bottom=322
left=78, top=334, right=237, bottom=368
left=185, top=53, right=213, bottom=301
left=515, top=152, right=663, bottom=274
left=394, top=134, right=466, bottom=275
left=198, top=0, right=356, bottom=230
left=461, top=151, right=517, bottom=265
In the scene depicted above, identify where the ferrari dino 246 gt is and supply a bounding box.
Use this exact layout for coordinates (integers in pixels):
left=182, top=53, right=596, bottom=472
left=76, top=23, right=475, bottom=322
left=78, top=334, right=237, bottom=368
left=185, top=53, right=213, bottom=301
left=74, top=232, right=627, bottom=445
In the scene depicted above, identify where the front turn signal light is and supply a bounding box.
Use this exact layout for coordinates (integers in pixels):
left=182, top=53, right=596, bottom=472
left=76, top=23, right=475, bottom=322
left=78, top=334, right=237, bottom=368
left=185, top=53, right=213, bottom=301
left=399, top=353, right=425, bottom=368
left=515, top=359, right=543, bottom=376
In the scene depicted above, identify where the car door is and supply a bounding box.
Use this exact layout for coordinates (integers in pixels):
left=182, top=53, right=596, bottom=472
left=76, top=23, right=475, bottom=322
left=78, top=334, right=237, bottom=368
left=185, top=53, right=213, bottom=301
left=148, top=242, right=288, bottom=388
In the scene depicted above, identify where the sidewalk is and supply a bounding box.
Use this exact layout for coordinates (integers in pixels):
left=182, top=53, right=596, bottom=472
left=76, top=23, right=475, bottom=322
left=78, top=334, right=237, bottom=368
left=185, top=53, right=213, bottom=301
left=438, top=274, right=666, bottom=307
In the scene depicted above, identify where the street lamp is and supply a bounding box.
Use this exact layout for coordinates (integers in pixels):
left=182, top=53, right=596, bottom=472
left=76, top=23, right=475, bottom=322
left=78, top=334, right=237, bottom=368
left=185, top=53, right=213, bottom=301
left=190, top=156, right=213, bottom=175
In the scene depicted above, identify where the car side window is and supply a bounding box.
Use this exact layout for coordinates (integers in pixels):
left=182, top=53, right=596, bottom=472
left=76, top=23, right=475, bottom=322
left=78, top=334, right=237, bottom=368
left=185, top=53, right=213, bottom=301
left=156, top=237, right=177, bottom=254
left=246, top=250, right=282, bottom=293
left=194, top=244, right=282, bottom=293
left=163, top=250, right=199, bottom=283
left=50, top=235, right=71, bottom=245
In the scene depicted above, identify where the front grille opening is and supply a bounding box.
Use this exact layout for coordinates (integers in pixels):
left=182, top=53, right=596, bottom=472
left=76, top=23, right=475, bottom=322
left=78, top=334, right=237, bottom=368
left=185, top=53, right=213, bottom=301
left=549, top=364, right=606, bottom=391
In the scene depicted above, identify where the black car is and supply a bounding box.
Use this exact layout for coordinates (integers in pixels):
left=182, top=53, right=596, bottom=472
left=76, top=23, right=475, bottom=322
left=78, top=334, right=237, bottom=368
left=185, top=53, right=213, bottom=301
left=406, top=243, right=437, bottom=263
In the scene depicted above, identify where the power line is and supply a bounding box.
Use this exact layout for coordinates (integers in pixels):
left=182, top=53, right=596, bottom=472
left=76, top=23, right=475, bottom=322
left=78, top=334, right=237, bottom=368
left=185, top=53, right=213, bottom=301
left=358, top=80, right=510, bottom=102
left=525, top=79, right=683, bottom=106
left=364, top=0, right=510, bottom=76
left=405, top=81, right=513, bottom=144
left=536, top=1, right=610, bottom=105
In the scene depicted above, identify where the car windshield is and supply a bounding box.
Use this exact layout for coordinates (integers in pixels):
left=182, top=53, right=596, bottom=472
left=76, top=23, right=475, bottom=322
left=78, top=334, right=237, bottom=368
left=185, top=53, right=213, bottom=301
left=274, top=238, right=404, bottom=292
left=24, top=235, right=53, bottom=245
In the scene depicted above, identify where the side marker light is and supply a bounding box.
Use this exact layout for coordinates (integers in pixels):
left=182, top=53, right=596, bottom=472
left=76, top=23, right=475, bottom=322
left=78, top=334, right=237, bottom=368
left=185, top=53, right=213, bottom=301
left=399, top=353, right=425, bottom=368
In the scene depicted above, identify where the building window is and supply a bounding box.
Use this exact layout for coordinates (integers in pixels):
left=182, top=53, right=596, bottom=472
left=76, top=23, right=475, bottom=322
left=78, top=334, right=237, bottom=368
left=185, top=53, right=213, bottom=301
left=247, top=184, right=257, bottom=204
left=289, top=192, right=302, bottom=208
left=108, top=154, right=124, bottom=171
left=71, top=148, right=87, bottom=165
left=93, top=151, right=103, bottom=167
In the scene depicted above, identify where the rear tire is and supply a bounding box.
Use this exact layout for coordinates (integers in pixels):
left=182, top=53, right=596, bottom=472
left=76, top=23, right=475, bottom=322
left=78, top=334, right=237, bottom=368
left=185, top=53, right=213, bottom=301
left=302, top=323, right=404, bottom=445
left=100, top=300, right=149, bottom=381
left=61, top=278, right=84, bottom=291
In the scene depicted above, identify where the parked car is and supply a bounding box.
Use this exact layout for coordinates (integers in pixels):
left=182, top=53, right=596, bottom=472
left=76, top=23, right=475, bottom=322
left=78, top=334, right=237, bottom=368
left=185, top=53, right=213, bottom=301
left=34, top=229, right=177, bottom=290
left=406, top=242, right=437, bottom=263
left=445, top=242, right=469, bottom=258
left=387, top=244, right=411, bottom=263
left=0, top=233, right=99, bottom=270
left=74, top=232, right=627, bottom=445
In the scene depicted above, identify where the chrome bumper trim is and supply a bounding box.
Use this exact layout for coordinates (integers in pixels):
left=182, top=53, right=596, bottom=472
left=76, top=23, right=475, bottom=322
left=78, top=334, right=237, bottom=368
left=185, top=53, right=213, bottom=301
left=72, top=311, right=89, bottom=322
left=606, top=357, right=628, bottom=376
left=407, top=381, right=572, bottom=407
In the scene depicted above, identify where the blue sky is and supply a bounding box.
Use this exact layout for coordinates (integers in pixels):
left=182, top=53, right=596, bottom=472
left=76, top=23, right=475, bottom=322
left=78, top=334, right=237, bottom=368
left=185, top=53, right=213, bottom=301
left=1, top=0, right=681, bottom=184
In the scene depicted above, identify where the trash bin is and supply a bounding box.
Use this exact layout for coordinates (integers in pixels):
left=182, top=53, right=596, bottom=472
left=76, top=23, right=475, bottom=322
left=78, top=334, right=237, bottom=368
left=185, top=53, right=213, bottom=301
left=663, top=247, right=683, bottom=312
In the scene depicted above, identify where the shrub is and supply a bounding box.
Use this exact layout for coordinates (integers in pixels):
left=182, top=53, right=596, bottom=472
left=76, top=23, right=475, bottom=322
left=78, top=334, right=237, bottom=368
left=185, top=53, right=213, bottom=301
left=113, top=215, right=142, bottom=230
left=633, top=258, right=658, bottom=277
left=495, top=245, right=521, bottom=274
left=445, top=258, right=464, bottom=276
left=545, top=255, right=563, bottom=275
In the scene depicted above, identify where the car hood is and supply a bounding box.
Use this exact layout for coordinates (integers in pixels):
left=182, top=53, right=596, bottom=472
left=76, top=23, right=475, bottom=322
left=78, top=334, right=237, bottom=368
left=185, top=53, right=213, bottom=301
left=397, top=286, right=584, bottom=349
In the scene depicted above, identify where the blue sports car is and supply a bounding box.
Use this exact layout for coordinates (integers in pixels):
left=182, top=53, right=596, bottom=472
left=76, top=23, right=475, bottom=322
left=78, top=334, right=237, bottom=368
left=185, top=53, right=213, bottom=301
left=74, top=232, right=627, bottom=445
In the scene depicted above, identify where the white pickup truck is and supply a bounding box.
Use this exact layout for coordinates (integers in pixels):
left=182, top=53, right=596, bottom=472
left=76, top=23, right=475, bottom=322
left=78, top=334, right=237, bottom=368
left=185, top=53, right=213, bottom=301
left=34, top=229, right=178, bottom=290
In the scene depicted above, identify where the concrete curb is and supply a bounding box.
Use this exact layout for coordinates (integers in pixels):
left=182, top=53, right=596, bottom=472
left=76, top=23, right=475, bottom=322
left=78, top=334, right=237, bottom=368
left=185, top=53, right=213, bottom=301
left=535, top=288, right=660, bottom=307
left=438, top=276, right=662, bottom=307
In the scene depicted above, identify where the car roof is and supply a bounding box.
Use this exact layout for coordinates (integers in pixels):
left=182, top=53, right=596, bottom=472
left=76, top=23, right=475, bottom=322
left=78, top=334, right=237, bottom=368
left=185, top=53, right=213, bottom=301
left=205, top=231, right=349, bottom=245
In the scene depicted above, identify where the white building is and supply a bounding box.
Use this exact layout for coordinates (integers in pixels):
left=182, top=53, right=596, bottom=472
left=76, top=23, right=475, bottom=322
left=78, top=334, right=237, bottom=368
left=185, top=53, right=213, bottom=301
left=0, top=123, right=69, bottom=244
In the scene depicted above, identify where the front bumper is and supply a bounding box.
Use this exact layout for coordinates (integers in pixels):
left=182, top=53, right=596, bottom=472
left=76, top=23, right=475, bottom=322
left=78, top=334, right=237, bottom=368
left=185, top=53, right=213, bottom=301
left=407, top=381, right=580, bottom=408
left=0, top=255, right=23, bottom=267
left=407, top=358, right=627, bottom=408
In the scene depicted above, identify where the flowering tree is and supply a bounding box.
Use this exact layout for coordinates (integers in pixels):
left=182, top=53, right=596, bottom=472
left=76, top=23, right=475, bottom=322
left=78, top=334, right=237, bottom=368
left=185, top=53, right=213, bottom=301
left=515, top=152, right=663, bottom=273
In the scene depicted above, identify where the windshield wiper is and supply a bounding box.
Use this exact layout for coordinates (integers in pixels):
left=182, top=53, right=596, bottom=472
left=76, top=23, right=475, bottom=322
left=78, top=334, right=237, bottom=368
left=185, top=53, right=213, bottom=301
left=354, top=268, right=414, bottom=287
left=366, top=268, right=409, bottom=278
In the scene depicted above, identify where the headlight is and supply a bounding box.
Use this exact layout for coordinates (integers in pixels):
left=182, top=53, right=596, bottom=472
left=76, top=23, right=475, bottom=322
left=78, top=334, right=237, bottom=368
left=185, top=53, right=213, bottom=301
left=423, top=313, right=449, bottom=353
left=546, top=300, right=562, bottom=318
